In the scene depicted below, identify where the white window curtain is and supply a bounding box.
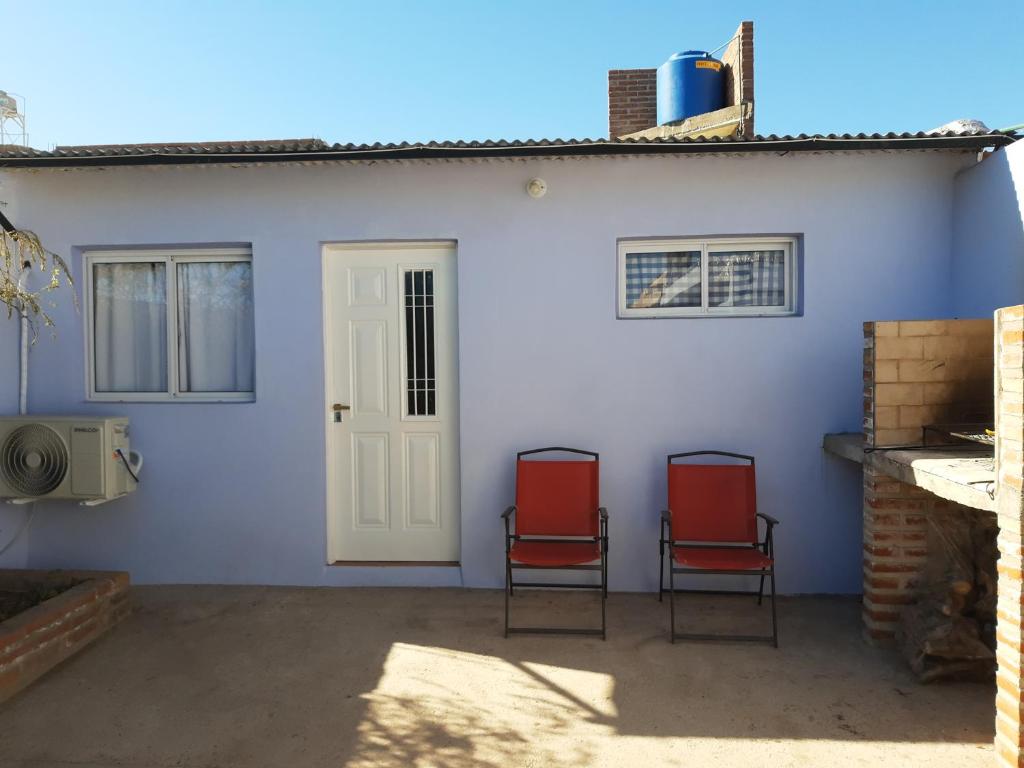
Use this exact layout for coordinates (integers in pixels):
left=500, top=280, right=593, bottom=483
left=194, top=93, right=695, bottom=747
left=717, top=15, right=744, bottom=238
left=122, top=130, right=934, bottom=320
left=176, top=262, right=255, bottom=393
left=93, top=263, right=167, bottom=392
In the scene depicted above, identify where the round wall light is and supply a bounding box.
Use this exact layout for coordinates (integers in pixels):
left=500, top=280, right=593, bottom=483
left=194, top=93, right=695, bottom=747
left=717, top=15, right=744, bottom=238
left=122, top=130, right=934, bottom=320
left=526, top=178, right=547, bottom=198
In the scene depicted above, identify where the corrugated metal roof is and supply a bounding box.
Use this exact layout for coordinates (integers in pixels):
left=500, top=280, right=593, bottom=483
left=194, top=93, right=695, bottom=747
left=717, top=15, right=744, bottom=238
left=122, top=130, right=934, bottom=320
left=0, top=131, right=1014, bottom=167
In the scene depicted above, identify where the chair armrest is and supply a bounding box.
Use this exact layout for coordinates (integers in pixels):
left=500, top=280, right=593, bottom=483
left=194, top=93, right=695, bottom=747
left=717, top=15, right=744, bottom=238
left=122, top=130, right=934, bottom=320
left=501, top=506, right=516, bottom=552
left=598, top=507, right=609, bottom=521
left=757, top=512, right=777, bottom=557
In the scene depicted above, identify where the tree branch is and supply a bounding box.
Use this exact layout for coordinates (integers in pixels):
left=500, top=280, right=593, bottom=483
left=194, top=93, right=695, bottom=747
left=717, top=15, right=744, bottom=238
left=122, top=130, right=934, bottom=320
left=0, top=207, right=15, bottom=234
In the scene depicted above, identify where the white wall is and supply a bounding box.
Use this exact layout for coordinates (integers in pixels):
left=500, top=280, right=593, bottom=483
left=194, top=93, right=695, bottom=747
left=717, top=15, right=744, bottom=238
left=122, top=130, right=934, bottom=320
left=952, top=141, right=1024, bottom=317
left=0, top=151, right=971, bottom=592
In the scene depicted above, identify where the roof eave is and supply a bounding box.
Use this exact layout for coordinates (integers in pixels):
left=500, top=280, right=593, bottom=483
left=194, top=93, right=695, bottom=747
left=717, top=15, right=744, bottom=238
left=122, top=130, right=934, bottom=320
left=0, top=133, right=1014, bottom=169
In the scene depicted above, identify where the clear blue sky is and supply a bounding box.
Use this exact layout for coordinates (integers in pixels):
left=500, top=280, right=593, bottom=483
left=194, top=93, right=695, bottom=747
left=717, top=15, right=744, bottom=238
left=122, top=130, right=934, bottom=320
left=3, top=0, right=1022, bottom=149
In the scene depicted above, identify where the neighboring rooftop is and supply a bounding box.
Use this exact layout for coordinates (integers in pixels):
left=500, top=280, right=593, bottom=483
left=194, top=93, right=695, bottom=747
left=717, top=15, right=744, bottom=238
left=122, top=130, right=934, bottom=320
left=0, top=131, right=1015, bottom=168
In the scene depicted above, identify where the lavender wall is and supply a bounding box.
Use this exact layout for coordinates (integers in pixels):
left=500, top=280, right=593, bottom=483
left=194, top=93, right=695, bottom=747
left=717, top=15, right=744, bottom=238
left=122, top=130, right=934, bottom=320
left=0, top=151, right=970, bottom=592
left=952, top=141, right=1024, bottom=317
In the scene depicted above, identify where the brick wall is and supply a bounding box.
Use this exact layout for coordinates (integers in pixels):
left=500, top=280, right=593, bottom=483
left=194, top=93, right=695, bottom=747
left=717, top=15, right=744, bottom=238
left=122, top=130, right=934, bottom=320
left=608, top=69, right=657, bottom=139
left=0, top=570, right=130, bottom=703
left=993, top=305, right=1024, bottom=767
left=863, top=319, right=994, bottom=448
left=720, top=20, right=755, bottom=138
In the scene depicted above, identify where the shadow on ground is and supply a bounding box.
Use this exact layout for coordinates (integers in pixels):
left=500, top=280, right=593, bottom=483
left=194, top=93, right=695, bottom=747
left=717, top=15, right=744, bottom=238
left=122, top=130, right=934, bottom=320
left=0, top=587, right=995, bottom=768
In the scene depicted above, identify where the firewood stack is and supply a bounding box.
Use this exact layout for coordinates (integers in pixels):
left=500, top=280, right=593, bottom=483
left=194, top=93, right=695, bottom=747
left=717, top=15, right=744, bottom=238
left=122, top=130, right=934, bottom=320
left=896, top=507, right=998, bottom=683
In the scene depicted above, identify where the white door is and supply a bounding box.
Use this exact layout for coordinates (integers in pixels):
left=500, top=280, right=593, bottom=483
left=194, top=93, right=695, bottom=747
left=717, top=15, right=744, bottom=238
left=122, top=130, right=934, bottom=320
left=323, top=243, right=460, bottom=563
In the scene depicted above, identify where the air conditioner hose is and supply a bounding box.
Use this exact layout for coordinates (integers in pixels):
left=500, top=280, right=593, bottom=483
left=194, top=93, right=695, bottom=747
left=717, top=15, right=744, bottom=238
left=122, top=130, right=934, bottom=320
left=116, top=449, right=142, bottom=484
left=0, top=502, right=36, bottom=558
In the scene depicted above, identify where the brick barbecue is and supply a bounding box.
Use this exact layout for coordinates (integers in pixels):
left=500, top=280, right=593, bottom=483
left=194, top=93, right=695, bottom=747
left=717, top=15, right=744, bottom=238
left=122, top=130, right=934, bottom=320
left=830, top=305, right=1024, bottom=768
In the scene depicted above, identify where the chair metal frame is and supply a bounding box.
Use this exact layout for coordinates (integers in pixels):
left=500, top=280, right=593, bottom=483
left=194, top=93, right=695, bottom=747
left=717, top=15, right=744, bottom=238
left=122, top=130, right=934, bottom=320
left=658, top=450, right=779, bottom=647
left=502, top=447, right=609, bottom=639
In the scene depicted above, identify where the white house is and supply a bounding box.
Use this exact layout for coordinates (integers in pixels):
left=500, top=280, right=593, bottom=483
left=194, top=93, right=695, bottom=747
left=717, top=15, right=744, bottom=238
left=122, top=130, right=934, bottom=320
left=0, top=127, right=1019, bottom=593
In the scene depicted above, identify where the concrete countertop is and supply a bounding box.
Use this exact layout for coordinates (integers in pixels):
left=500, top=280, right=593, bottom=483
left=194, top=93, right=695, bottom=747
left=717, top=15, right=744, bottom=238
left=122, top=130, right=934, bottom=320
left=823, top=432, right=995, bottom=513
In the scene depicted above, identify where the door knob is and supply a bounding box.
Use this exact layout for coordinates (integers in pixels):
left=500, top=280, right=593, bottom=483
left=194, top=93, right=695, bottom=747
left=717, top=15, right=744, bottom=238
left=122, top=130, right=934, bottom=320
left=332, top=404, right=351, bottom=411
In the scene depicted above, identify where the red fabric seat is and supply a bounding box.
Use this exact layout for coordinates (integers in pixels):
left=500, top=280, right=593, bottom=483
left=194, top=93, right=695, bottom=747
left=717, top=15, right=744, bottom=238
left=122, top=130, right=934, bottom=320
left=660, top=452, right=779, bottom=645
left=672, top=546, right=772, bottom=571
left=510, top=540, right=601, bottom=567
left=503, top=448, right=608, bottom=639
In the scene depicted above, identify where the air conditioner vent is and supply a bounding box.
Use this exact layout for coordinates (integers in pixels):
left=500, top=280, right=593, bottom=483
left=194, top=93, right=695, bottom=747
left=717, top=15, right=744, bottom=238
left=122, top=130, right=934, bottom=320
left=0, top=424, right=69, bottom=496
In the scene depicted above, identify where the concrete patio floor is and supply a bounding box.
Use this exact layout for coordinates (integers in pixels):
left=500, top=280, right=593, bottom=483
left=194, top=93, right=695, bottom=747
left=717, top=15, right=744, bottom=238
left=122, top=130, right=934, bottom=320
left=0, top=586, right=995, bottom=768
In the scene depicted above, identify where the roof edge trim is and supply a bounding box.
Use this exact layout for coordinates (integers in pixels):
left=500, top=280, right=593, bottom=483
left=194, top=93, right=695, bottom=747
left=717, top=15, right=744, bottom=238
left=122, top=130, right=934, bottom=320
left=0, top=133, right=1014, bottom=169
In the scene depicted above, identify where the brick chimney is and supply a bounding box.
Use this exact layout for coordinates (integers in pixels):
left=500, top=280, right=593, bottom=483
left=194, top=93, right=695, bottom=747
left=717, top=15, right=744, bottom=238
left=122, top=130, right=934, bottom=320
left=608, top=20, right=755, bottom=140
left=607, top=69, right=658, bottom=140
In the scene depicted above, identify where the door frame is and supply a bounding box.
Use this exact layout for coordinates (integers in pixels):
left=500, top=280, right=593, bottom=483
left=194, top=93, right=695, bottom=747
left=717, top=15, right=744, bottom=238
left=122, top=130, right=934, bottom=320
left=321, top=240, right=461, bottom=565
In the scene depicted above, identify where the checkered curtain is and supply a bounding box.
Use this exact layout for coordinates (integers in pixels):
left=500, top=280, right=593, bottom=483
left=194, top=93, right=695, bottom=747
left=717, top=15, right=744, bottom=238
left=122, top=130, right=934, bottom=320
left=625, top=251, right=701, bottom=308
left=708, top=250, right=785, bottom=307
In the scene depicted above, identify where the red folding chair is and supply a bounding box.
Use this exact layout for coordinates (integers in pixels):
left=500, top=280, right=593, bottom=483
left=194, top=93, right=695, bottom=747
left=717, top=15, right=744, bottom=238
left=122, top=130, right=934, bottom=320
left=659, top=450, right=779, bottom=646
left=502, top=447, right=608, bottom=639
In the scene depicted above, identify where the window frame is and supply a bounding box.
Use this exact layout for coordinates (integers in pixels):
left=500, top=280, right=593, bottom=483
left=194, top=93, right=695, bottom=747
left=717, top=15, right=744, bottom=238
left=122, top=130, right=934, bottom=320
left=617, top=236, right=799, bottom=318
left=84, top=247, right=255, bottom=403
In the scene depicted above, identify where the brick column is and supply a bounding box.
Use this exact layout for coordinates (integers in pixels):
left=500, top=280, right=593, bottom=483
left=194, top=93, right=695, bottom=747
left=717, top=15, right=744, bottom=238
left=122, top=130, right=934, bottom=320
left=720, top=20, right=755, bottom=138
left=862, top=467, right=929, bottom=643
left=994, top=305, right=1024, bottom=767
left=862, top=321, right=931, bottom=644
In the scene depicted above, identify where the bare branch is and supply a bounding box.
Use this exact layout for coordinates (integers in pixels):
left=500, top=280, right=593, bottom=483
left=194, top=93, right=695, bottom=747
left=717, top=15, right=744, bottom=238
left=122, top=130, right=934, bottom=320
left=0, top=228, right=77, bottom=340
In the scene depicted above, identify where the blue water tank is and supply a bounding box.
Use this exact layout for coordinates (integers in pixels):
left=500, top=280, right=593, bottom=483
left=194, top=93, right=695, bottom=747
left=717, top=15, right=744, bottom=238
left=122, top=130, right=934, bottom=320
left=656, top=50, right=725, bottom=125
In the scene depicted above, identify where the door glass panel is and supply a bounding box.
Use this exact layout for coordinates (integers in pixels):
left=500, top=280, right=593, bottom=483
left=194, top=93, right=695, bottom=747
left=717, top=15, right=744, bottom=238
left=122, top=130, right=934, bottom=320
left=403, top=268, right=436, bottom=416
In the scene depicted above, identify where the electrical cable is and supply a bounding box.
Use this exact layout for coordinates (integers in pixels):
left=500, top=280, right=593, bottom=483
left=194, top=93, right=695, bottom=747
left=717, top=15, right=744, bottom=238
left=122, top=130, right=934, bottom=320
left=0, top=502, right=37, bottom=558
left=116, top=448, right=139, bottom=484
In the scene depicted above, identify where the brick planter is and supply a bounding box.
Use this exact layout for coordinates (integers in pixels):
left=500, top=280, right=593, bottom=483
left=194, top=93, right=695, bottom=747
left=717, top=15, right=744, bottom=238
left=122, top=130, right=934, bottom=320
left=0, top=569, right=130, bottom=703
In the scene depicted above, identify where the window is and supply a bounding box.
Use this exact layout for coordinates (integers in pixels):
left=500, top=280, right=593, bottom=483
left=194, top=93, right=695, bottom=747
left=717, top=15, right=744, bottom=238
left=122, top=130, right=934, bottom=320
left=618, top=237, right=798, bottom=318
left=86, top=248, right=255, bottom=401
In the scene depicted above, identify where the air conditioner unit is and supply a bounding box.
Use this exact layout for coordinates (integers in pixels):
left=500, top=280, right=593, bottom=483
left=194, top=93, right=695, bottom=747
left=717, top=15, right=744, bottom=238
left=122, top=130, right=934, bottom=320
left=0, top=416, right=136, bottom=503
